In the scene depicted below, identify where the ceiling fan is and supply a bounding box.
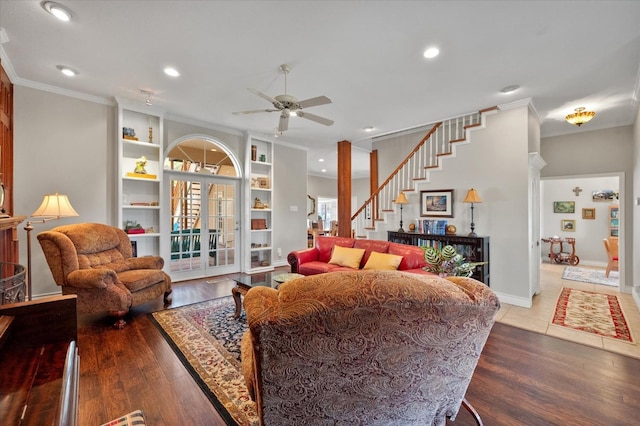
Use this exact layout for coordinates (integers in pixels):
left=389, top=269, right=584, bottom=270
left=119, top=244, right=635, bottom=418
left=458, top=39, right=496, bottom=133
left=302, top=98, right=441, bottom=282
left=233, top=64, right=334, bottom=133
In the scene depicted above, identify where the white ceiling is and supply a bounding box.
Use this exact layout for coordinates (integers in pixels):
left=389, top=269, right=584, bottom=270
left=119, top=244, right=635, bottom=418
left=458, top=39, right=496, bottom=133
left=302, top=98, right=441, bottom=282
left=1, top=1, right=639, bottom=179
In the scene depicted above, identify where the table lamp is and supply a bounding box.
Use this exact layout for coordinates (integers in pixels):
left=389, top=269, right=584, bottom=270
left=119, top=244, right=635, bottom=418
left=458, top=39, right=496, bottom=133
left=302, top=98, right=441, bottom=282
left=463, top=188, right=482, bottom=237
left=24, top=193, right=79, bottom=300
left=394, top=191, right=409, bottom=232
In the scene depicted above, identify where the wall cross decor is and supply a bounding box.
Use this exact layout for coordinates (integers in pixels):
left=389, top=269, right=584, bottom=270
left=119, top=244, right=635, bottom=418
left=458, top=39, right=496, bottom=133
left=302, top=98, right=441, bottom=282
left=572, top=187, right=582, bottom=196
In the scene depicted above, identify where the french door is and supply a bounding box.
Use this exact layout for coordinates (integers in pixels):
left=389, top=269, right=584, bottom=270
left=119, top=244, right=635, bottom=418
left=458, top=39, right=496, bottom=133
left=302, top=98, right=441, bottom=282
left=166, top=172, right=240, bottom=281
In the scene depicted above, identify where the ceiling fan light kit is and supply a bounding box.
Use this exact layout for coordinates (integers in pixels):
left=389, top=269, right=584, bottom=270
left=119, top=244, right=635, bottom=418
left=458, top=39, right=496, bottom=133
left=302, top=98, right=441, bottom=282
left=233, top=64, right=333, bottom=133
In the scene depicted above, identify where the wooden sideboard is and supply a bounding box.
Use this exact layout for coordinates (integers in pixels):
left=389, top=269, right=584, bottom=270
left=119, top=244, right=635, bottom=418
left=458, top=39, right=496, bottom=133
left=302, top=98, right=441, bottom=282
left=388, top=231, right=490, bottom=286
left=0, top=295, right=79, bottom=425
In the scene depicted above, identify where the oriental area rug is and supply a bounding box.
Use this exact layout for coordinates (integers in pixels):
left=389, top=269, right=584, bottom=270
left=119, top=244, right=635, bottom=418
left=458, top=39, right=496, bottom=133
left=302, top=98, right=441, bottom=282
left=561, top=266, right=619, bottom=287
left=149, top=297, right=258, bottom=426
left=551, top=287, right=633, bottom=343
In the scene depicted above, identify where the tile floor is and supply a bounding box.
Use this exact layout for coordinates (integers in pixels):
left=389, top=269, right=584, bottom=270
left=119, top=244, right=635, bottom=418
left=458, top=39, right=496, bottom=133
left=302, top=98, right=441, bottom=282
left=496, top=262, right=640, bottom=359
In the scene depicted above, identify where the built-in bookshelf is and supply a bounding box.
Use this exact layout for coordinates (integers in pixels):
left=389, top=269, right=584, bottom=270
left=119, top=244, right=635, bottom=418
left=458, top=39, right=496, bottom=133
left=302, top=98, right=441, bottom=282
left=388, top=231, right=490, bottom=285
left=116, top=98, right=163, bottom=257
left=244, top=137, right=274, bottom=273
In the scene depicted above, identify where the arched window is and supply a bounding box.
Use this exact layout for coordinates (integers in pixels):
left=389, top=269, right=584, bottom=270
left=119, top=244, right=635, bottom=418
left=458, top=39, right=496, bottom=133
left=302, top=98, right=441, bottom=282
left=164, top=136, right=240, bottom=177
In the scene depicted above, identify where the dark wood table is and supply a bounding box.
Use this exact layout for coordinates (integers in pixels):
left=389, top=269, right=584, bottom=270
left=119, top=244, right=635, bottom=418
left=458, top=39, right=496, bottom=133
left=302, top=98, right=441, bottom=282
left=231, top=272, right=304, bottom=318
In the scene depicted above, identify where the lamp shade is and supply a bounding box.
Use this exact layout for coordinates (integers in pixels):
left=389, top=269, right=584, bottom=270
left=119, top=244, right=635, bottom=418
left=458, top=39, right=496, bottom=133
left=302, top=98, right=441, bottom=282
left=31, top=193, right=79, bottom=218
left=394, top=191, right=409, bottom=204
left=463, top=189, right=482, bottom=204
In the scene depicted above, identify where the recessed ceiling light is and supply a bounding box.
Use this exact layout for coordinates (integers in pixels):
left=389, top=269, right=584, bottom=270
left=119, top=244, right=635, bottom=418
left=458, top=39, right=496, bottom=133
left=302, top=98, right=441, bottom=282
left=321, top=169, right=327, bottom=173
left=164, top=67, right=180, bottom=77
left=42, top=2, right=72, bottom=22
left=423, top=47, right=440, bottom=59
left=56, top=65, right=77, bottom=76
left=318, top=158, right=325, bottom=162
left=500, top=85, right=520, bottom=94
left=363, top=126, right=374, bottom=132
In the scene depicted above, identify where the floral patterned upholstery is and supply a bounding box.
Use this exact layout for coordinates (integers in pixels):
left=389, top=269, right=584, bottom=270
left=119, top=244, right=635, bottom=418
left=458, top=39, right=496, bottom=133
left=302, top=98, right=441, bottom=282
left=37, top=223, right=172, bottom=327
left=241, top=270, right=500, bottom=425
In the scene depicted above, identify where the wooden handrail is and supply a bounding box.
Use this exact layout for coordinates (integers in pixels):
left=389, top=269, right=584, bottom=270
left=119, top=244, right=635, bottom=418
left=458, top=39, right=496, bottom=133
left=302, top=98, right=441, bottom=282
left=351, top=122, right=441, bottom=220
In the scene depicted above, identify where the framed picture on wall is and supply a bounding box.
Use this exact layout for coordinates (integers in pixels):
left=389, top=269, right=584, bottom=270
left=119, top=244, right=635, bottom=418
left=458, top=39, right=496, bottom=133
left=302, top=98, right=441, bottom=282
left=553, top=201, right=575, bottom=213
left=561, top=219, right=576, bottom=232
left=582, top=208, right=596, bottom=219
left=420, top=189, right=454, bottom=217
left=592, top=190, right=617, bottom=201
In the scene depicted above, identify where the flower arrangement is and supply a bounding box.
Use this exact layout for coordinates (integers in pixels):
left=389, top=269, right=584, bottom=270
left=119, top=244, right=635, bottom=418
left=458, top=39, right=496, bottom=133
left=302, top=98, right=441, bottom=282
left=421, top=245, right=485, bottom=277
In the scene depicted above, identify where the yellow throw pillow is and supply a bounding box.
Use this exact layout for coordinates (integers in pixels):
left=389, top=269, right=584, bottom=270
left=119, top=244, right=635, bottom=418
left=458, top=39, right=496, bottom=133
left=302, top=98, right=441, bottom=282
left=363, top=251, right=403, bottom=271
left=328, top=245, right=366, bottom=269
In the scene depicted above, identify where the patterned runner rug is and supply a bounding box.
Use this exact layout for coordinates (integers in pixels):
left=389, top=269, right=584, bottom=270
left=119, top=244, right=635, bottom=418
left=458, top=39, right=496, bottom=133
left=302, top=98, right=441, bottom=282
left=561, top=266, right=619, bottom=287
left=552, top=287, right=633, bottom=342
left=149, top=297, right=258, bottom=426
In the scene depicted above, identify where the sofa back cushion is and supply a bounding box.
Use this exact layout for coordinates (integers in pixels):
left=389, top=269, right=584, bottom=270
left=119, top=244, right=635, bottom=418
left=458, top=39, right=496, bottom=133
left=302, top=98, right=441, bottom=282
left=316, top=236, right=355, bottom=263
left=354, top=239, right=390, bottom=268
left=50, top=223, right=131, bottom=270
left=243, top=270, right=500, bottom=425
left=388, top=242, right=427, bottom=270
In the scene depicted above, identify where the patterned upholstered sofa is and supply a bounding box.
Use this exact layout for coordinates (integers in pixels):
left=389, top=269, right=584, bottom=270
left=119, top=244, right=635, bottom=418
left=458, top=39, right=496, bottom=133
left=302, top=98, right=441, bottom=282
left=241, top=270, right=500, bottom=425
left=288, top=235, right=430, bottom=275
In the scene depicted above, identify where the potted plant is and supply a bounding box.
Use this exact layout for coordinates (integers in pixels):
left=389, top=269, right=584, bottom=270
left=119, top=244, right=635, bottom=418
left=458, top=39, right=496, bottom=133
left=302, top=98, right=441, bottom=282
left=421, top=245, right=485, bottom=277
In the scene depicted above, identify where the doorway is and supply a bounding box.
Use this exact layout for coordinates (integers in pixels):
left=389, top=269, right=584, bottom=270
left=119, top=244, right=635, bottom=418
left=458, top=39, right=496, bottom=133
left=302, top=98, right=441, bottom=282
left=164, top=136, right=242, bottom=281
left=540, top=173, right=623, bottom=290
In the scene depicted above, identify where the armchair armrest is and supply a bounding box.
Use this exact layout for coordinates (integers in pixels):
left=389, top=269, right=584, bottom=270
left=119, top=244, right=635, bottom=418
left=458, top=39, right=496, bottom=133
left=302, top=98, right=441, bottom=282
left=287, top=248, right=319, bottom=273
left=66, top=269, right=118, bottom=289
left=244, top=286, right=280, bottom=327
left=125, top=256, right=164, bottom=270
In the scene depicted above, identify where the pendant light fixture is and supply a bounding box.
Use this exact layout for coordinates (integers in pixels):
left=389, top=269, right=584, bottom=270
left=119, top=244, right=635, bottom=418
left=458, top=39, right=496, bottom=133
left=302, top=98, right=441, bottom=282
left=565, top=107, right=596, bottom=127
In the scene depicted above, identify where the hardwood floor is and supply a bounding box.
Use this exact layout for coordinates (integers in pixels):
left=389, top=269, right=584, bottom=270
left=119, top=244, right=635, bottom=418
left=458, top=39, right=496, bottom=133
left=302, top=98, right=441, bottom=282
left=76, top=273, right=640, bottom=426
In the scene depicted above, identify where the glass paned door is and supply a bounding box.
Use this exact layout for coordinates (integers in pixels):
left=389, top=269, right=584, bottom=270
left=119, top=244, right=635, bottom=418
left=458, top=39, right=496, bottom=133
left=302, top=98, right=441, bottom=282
left=167, top=174, right=239, bottom=280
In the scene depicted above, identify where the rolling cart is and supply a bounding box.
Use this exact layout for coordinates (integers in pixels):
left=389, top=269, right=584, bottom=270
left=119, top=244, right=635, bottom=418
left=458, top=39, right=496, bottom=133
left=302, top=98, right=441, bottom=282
left=542, top=237, right=579, bottom=265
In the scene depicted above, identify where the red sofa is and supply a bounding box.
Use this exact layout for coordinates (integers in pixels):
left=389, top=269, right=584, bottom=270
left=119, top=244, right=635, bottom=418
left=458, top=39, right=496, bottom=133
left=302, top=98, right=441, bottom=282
left=288, top=236, right=431, bottom=275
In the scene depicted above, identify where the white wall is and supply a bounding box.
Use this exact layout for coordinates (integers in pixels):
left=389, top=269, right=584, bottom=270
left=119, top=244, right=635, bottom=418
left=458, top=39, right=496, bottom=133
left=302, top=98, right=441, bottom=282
left=273, top=143, right=307, bottom=264
left=373, top=106, right=532, bottom=304
left=541, top=176, right=618, bottom=265
left=14, top=86, right=114, bottom=296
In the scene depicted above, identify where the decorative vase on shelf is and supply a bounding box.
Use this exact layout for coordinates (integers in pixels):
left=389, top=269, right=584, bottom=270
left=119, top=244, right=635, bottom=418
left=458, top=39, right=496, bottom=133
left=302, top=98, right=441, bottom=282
left=251, top=145, right=257, bottom=161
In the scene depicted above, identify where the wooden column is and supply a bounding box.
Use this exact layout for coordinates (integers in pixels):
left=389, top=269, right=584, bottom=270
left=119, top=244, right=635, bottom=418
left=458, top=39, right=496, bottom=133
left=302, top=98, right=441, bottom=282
left=337, top=141, right=351, bottom=238
left=369, top=149, right=378, bottom=221
left=0, top=59, right=17, bottom=263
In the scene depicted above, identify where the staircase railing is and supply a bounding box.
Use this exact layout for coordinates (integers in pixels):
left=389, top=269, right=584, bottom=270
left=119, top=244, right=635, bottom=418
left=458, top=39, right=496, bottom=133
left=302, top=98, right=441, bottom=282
left=351, top=108, right=495, bottom=238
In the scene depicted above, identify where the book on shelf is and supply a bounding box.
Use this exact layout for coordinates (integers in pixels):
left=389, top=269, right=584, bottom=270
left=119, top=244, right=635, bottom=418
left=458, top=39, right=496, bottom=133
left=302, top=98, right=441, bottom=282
left=419, top=219, right=447, bottom=235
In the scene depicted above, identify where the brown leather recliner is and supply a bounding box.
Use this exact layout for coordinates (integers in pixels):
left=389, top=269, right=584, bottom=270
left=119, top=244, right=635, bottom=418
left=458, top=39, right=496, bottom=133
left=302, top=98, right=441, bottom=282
left=241, top=270, right=499, bottom=425
left=37, top=222, right=172, bottom=328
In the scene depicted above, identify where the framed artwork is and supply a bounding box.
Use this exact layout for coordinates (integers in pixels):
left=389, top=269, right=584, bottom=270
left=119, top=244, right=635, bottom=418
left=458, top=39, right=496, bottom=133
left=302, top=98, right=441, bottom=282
left=592, top=190, right=617, bottom=201
left=561, top=219, right=575, bottom=232
left=582, top=208, right=596, bottom=219
left=420, top=189, right=454, bottom=217
left=553, top=201, right=575, bottom=214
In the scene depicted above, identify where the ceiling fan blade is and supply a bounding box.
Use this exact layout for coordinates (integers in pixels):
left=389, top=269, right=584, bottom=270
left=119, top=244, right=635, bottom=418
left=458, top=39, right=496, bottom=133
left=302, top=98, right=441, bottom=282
left=279, top=112, right=289, bottom=132
left=248, top=88, right=282, bottom=108
left=298, top=95, right=332, bottom=109
left=232, top=109, right=278, bottom=115
left=297, top=111, right=334, bottom=126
